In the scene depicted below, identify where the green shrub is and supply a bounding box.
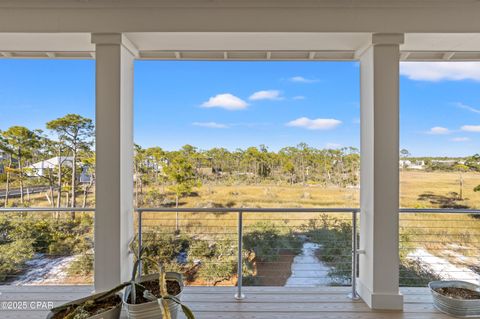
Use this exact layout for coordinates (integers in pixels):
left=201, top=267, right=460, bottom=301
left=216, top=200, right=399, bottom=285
left=244, top=222, right=301, bottom=262
left=188, top=239, right=215, bottom=259
left=67, top=254, right=94, bottom=276
left=0, top=239, right=35, bottom=281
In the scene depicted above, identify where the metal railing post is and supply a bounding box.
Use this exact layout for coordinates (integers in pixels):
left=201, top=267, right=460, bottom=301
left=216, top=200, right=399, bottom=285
left=348, top=210, right=360, bottom=300
left=137, top=209, right=143, bottom=279
left=235, top=210, right=245, bottom=300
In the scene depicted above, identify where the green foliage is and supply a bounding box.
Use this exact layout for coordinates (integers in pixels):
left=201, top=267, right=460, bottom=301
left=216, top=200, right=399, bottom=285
left=187, top=237, right=238, bottom=283
left=141, top=232, right=190, bottom=269
left=164, top=153, right=201, bottom=202
left=46, top=114, right=94, bottom=148
left=244, top=222, right=302, bottom=262
left=188, top=240, right=215, bottom=259
left=196, top=258, right=237, bottom=284
left=0, top=213, right=93, bottom=282
left=0, top=239, right=35, bottom=281
left=67, top=253, right=94, bottom=276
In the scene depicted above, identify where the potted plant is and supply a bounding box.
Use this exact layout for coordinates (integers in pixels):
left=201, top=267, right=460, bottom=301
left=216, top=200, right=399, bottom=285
left=123, top=255, right=195, bottom=319
left=429, top=280, right=480, bottom=317
left=47, top=283, right=127, bottom=319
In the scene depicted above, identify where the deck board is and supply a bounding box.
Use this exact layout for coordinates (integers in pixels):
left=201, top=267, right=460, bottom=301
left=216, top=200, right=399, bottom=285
left=0, top=286, right=454, bottom=319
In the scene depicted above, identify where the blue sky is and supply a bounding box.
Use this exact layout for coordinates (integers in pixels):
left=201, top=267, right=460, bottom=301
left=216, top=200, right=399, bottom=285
left=0, top=59, right=479, bottom=157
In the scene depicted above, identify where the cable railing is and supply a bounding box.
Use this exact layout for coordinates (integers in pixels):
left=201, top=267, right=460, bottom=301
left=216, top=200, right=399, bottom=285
left=0, top=206, right=479, bottom=299
left=135, top=207, right=361, bottom=300
left=398, top=208, right=480, bottom=287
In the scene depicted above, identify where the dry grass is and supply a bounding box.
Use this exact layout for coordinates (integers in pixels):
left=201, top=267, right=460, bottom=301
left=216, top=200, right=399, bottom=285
left=400, top=171, right=480, bottom=209
left=3, top=171, right=479, bottom=209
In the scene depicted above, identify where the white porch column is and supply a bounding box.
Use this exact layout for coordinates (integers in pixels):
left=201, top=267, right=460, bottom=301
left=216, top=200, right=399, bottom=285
left=358, top=33, right=404, bottom=310
left=92, top=33, right=136, bottom=292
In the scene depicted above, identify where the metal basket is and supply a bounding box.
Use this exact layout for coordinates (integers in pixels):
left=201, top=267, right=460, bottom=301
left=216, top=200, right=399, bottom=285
left=429, top=281, right=480, bottom=318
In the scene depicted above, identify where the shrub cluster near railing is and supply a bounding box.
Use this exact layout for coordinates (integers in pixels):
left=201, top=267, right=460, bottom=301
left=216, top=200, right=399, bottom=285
left=0, top=212, right=94, bottom=283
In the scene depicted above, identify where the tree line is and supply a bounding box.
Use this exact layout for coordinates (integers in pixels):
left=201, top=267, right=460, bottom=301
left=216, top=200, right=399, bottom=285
left=133, top=143, right=361, bottom=207
left=0, top=114, right=364, bottom=209
left=4, top=113, right=478, bottom=210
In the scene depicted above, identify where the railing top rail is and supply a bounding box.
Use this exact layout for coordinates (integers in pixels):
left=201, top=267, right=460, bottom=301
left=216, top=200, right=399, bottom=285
left=399, top=208, right=480, bottom=214
left=135, top=207, right=360, bottom=213
left=0, top=207, right=479, bottom=214
left=137, top=207, right=480, bottom=214
left=0, top=207, right=95, bottom=213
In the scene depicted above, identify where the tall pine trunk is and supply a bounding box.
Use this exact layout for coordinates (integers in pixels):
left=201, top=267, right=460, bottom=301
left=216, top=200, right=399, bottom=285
left=71, top=152, right=76, bottom=207
left=56, top=156, right=62, bottom=208
left=4, top=157, right=11, bottom=207
left=71, top=151, right=77, bottom=219
left=18, top=150, right=24, bottom=205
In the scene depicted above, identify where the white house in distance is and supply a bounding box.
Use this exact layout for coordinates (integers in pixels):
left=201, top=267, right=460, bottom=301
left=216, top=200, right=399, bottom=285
left=27, top=156, right=92, bottom=183
left=0, top=149, right=6, bottom=174
left=26, top=156, right=73, bottom=177
left=399, top=160, right=426, bottom=170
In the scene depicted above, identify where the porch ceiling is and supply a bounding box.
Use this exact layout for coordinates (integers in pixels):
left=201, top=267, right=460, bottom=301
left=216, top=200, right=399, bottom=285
left=1, top=32, right=480, bottom=61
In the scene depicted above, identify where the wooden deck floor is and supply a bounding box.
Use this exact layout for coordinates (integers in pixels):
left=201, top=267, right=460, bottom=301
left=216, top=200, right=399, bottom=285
left=0, top=285, right=455, bottom=319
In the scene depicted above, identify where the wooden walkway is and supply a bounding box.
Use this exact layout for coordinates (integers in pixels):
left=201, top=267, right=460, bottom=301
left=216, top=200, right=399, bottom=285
left=0, top=285, right=454, bottom=319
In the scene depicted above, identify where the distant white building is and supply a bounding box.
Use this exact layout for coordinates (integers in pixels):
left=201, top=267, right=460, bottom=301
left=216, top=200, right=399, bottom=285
left=27, top=156, right=92, bottom=183
left=0, top=150, right=6, bottom=174
left=399, top=160, right=425, bottom=170
left=27, top=156, right=73, bottom=177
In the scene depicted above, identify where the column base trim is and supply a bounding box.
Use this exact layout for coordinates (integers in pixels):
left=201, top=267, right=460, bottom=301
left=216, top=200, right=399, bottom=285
left=357, top=279, right=404, bottom=310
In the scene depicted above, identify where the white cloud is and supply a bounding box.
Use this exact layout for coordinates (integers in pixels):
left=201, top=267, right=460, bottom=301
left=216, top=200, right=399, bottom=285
left=292, top=96, right=306, bottom=100
left=326, top=143, right=342, bottom=149
left=456, top=102, right=480, bottom=114
left=427, top=126, right=451, bottom=135
left=289, top=76, right=318, bottom=83
left=461, top=125, right=480, bottom=132
left=286, top=117, right=342, bottom=130
left=400, top=62, right=480, bottom=82
left=451, top=137, right=470, bottom=142
left=249, top=90, right=284, bottom=101
left=192, top=122, right=228, bottom=129
left=201, top=93, right=248, bottom=110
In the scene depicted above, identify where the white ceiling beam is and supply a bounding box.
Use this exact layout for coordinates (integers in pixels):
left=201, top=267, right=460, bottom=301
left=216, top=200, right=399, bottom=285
left=121, top=34, right=139, bottom=58
left=400, top=52, right=411, bottom=60
left=354, top=43, right=371, bottom=60
left=443, top=52, right=456, bottom=60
